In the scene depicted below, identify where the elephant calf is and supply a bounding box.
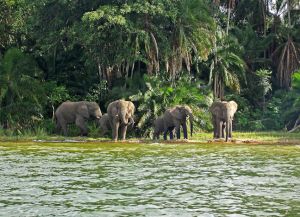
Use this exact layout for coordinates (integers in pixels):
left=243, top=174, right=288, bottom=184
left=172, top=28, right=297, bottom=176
left=209, top=100, right=238, bottom=141
left=153, top=116, right=175, bottom=140
left=98, top=113, right=111, bottom=136
left=55, top=101, right=102, bottom=136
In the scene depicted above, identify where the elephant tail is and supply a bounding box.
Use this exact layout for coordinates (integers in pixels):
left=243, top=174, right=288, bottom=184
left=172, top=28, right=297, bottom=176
left=189, top=115, right=194, bottom=137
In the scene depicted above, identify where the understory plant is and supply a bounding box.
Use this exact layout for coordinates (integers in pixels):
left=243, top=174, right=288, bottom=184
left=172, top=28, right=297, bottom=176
left=130, top=74, right=213, bottom=137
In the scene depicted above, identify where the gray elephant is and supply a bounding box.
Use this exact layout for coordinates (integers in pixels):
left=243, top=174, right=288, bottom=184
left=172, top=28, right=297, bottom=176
left=153, top=116, right=175, bottom=140
left=209, top=100, right=238, bottom=141
left=160, top=105, right=194, bottom=140
left=98, top=113, right=111, bottom=136
left=107, top=99, right=135, bottom=141
left=55, top=101, right=102, bottom=136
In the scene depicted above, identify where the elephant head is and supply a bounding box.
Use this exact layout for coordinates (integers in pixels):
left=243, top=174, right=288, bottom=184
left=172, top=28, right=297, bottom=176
left=181, top=105, right=194, bottom=137
left=85, top=101, right=102, bottom=120
left=117, top=100, right=135, bottom=125
left=173, top=105, right=194, bottom=137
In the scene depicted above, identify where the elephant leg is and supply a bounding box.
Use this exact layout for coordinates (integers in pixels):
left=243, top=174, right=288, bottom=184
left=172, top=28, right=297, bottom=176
left=56, top=121, right=62, bottom=134
left=102, top=124, right=110, bottom=136
left=218, top=120, right=223, bottom=139
left=59, top=120, right=68, bottom=136
left=182, top=122, right=188, bottom=139
left=221, top=121, right=226, bottom=138
left=154, top=130, right=161, bottom=140
left=212, top=116, right=217, bottom=138
left=229, top=120, right=232, bottom=138
left=75, top=117, right=88, bottom=136
left=112, top=121, right=120, bottom=141
left=169, top=128, right=174, bottom=140
left=120, top=125, right=127, bottom=140
left=175, top=122, right=181, bottom=140
left=225, top=121, right=229, bottom=142
left=163, top=129, right=168, bottom=140
left=99, top=127, right=108, bottom=137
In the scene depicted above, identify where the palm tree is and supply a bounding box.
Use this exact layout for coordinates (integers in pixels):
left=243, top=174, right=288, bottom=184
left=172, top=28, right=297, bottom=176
left=162, top=0, right=216, bottom=80
left=270, top=0, right=300, bottom=89
left=208, top=32, right=246, bottom=99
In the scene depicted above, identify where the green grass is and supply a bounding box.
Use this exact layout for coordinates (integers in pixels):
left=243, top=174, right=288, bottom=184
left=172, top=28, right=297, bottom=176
left=193, top=131, right=300, bottom=141
left=0, top=130, right=300, bottom=144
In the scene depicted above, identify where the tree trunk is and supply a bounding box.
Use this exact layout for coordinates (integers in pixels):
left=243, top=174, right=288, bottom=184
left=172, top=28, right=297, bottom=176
left=52, top=104, right=55, bottom=121
left=226, top=6, right=231, bottom=35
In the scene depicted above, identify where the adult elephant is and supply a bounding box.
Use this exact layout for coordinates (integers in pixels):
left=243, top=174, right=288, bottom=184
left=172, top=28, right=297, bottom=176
left=55, top=101, right=102, bottom=136
left=162, top=105, right=193, bottom=140
left=209, top=100, right=238, bottom=141
left=107, top=100, right=135, bottom=141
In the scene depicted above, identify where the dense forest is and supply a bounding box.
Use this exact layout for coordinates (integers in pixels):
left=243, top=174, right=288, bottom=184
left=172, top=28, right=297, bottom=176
left=0, top=0, right=299, bottom=137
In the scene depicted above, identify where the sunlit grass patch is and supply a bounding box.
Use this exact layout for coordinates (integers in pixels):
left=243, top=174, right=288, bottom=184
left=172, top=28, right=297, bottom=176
left=192, top=131, right=300, bottom=142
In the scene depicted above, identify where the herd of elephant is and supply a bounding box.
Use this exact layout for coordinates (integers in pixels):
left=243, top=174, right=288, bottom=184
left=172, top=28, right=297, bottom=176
left=55, top=99, right=238, bottom=141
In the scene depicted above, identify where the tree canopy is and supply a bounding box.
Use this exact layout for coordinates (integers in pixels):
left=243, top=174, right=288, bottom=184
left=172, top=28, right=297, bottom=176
left=0, top=0, right=299, bottom=135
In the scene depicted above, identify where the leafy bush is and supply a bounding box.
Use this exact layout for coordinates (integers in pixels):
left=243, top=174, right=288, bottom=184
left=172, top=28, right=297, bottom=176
left=226, top=93, right=283, bottom=131
left=227, top=71, right=300, bottom=131
left=0, top=48, right=46, bottom=130
left=130, top=74, right=213, bottom=137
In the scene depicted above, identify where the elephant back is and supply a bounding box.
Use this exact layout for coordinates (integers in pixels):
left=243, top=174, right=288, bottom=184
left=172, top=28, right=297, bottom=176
left=107, top=100, right=119, bottom=117
left=100, top=114, right=110, bottom=127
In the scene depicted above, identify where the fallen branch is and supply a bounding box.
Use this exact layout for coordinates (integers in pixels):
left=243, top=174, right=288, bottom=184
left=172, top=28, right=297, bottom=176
left=288, top=117, right=300, bottom=133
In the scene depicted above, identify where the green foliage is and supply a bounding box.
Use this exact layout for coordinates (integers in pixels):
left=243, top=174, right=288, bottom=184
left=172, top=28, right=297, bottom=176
left=130, top=74, right=213, bottom=137
left=292, top=70, right=300, bottom=90
left=44, top=81, right=71, bottom=118
left=255, top=69, right=272, bottom=96
left=242, top=69, right=272, bottom=106
left=208, top=33, right=246, bottom=98
left=0, top=48, right=46, bottom=130
left=229, top=72, right=300, bottom=131
left=226, top=94, right=283, bottom=131
left=0, top=0, right=299, bottom=136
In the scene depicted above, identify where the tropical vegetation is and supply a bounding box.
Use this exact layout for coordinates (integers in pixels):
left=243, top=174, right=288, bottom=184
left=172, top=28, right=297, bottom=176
left=0, top=0, right=299, bottom=137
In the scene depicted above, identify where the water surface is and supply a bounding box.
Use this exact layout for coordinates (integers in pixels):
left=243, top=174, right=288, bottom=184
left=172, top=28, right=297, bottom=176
left=0, top=142, right=299, bottom=216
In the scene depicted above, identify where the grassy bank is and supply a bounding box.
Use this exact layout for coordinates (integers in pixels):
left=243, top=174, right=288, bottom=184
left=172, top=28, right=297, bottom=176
left=0, top=131, right=300, bottom=144
left=193, top=131, right=300, bottom=142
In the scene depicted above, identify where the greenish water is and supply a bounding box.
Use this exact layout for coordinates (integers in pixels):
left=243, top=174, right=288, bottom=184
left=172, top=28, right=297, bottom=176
left=0, top=142, right=299, bottom=217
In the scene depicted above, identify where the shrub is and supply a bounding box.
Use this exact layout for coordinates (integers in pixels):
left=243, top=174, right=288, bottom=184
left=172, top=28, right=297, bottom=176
left=130, top=74, right=213, bottom=137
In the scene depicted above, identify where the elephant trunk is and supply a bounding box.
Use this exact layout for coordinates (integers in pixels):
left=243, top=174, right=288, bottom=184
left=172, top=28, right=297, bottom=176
left=128, top=116, right=135, bottom=127
left=120, top=107, right=128, bottom=125
left=189, top=114, right=194, bottom=137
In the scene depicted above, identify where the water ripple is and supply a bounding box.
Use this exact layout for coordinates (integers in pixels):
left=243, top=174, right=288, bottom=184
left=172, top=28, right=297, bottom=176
left=0, top=143, right=299, bottom=216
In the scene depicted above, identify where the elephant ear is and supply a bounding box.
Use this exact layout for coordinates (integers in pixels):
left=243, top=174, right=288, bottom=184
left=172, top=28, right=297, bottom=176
left=109, top=101, right=119, bottom=117
left=127, top=101, right=135, bottom=116
left=77, top=103, right=89, bottom=119
left=229, top=101, right=238, bottom=113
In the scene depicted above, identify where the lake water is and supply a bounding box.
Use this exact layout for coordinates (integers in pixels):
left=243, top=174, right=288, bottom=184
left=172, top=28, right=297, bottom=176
left=0, top=142, right=299, bottom=216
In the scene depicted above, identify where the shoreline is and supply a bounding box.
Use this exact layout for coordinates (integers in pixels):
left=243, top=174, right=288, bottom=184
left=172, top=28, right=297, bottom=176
left=0, top=138, right=300, bottom=146
left=0, top=132, right=300, bottom=145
